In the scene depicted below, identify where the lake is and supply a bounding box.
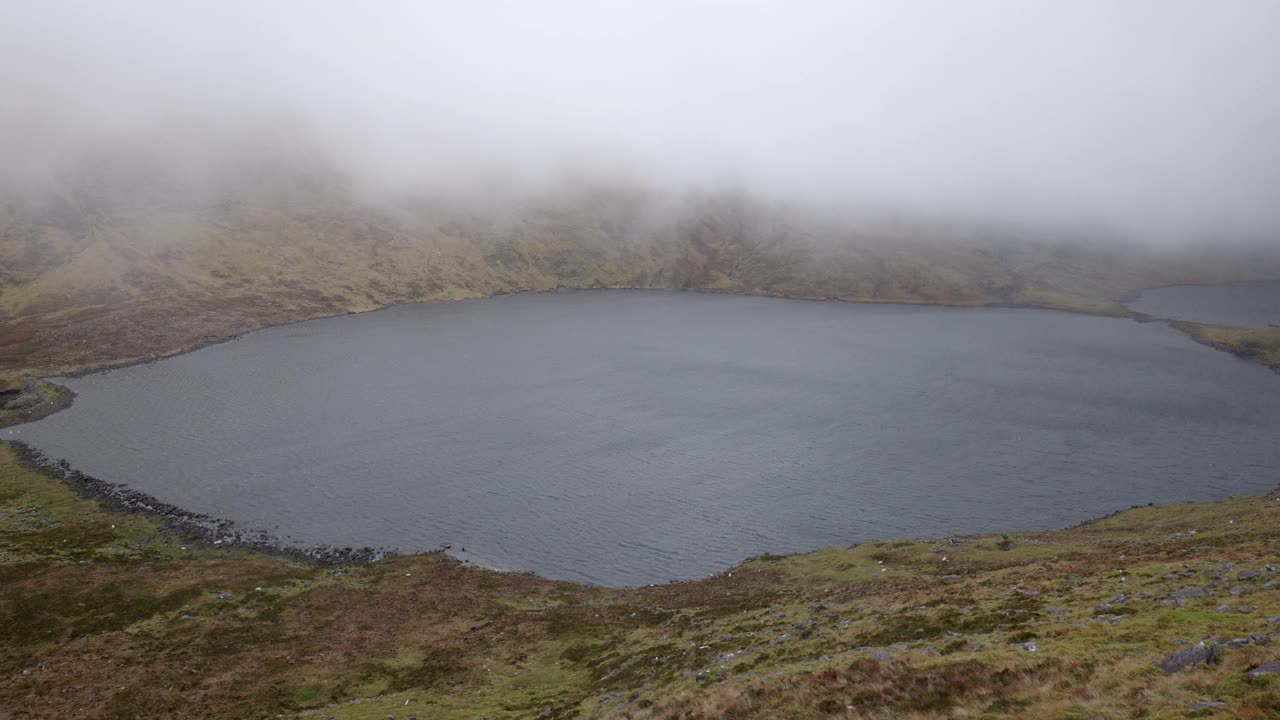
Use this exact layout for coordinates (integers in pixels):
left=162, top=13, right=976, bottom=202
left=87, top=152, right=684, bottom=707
left=13, top=290, right=1280, bottom=585
left=1127, top=280, right=1280, bottom=328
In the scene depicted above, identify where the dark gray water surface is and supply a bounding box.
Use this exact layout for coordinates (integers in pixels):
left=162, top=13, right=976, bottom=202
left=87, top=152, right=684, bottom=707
left=1127, top=280, right=1280, bottom=328
left=14, top=291, right=1280, bottom=585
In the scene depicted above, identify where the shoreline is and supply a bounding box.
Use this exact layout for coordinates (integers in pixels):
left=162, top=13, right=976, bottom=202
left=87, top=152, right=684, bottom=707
left=7, top=435, right=1278, bottom=589
left=3, top=285, right=1275, bottom=587
left=6, top=440, right=392, bottom=567
left=0, top=282, right=1157, bottom=392
left=5, top=282, right=1272, bottom=426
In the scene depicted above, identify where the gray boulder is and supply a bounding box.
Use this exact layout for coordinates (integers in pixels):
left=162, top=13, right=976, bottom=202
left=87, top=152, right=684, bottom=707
left=1, top=385, right=41, bottom=411
left=1248, top=660, right=1280, bottom=678
left=1158, top=642, right=1220, bottom=674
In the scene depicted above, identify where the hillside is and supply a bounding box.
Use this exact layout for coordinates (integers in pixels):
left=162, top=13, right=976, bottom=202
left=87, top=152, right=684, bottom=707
left=3, top=152, right=1280, bottom=717
left=1172, top=323, right=1280, bottom=373
left=5, top=155, right=1280, bottom=388
left=2, top=441, right=1279, bottom=719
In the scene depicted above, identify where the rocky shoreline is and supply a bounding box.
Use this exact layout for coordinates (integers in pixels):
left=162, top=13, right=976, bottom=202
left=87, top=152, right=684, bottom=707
left=7, top=440, right=392, bottom=566
left=0, top=379, right=75, bottom=428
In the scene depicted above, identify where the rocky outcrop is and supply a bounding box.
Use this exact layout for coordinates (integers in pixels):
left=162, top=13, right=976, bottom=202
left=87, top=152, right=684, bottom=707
left=8, top=440, right=391, bottom=565
left=0, top=379, right=74, bottom=428
left=1158, top=642, right=1221, bottom=674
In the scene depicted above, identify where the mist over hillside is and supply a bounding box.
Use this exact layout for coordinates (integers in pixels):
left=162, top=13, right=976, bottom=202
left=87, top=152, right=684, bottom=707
left=3, top=1, right=1280, bottom=385
left=4, top=134, right=1280, bottom=388
left=3, top=1, right=1280, bottom=235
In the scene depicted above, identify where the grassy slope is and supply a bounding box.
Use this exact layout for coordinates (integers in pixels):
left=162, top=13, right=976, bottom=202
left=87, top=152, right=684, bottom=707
left=1171, top=322, right=1280, bottom=372
left=5, top=183, right=1280, bottom=388
left=3, top=442, right=1279, bottom=719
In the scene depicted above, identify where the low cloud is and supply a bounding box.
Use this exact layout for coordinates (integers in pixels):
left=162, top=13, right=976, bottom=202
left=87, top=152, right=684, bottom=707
left=2, top=1, right=1278, bottom=243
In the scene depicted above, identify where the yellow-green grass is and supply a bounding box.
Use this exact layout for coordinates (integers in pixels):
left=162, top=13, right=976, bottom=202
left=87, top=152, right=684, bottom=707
left=1172, top=322, right=1280, bottom=371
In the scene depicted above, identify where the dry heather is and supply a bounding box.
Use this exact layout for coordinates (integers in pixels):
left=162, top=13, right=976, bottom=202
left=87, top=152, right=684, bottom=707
left=3, top=441, right=1279, bottom=719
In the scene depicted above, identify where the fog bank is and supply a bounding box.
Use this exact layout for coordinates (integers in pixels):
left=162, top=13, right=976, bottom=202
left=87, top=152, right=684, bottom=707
left=2, top=1, right=1279, bottom=242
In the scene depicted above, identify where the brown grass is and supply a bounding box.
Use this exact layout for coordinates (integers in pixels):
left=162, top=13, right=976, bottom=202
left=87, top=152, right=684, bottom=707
left=3, top=443, right=1280, bottom=719
left=5, top=186, right=1280, bottom=388
left=1172, top=321, right=1280, bottom=371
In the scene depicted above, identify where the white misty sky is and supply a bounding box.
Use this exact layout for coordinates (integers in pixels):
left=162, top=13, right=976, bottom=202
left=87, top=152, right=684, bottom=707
left=1, top=1, right=1279, bottom=240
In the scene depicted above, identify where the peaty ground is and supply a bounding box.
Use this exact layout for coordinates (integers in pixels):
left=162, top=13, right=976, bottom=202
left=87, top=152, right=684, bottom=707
left=1, top=442, right=1279, bottom=719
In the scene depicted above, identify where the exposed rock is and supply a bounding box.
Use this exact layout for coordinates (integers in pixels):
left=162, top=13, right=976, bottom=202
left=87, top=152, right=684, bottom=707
left=1169, top=587, right=1208, bottom=599
left=1248, top=660, right=1280, bottom=677
left=1216, top=636, right=1262, bottom=649
left=1187, top=701, right=1227, bottom=712
left=8, top=441, right=391, bottom=566
left=1158, top=642, right=1220, bottom=674
left=2, top=388, right=41, bottom=411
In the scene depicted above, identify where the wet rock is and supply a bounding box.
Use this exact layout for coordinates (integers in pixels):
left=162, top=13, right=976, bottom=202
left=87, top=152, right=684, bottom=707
left=1158, top=642, right=1221, bottom=674
left=7, top=441, right=393, bottom=566
left=1247, top=660, right=1280, bottom=677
